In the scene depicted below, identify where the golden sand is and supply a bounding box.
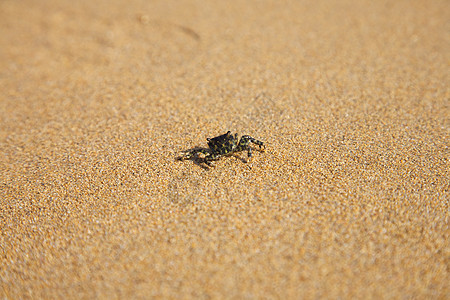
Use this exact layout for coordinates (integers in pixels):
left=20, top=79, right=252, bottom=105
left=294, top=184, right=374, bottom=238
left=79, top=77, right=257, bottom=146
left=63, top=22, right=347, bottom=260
left=1, top=0, right=448, bottom=298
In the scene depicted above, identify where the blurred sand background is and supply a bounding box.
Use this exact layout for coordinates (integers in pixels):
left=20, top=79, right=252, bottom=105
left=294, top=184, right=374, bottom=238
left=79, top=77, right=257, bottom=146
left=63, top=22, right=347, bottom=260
left=0, top=0, right=448, bottom=298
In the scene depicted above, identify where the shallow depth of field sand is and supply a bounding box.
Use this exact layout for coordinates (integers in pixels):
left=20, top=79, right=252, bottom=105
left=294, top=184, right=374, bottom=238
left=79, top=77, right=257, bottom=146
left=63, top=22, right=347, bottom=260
left=1, top=0, right=448, bottom=298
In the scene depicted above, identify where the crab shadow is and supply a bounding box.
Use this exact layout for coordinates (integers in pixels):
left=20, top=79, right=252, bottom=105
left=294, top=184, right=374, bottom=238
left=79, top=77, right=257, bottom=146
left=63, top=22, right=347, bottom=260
left=176, top=146, right=247, bottom=170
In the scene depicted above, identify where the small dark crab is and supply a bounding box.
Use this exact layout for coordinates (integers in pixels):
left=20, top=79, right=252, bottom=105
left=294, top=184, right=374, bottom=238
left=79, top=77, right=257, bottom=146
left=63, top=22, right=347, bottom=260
left=179, top=131, right=265, bottom=166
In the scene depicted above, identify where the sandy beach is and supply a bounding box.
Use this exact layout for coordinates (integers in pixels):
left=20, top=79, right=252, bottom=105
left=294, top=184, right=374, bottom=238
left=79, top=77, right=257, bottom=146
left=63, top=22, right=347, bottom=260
left=1, top=0, right=448, bottom=298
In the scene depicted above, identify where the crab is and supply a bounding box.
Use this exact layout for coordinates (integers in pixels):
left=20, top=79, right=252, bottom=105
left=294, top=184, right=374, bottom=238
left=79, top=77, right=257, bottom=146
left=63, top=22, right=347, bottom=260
left=179, top=131, right=265, bottom=166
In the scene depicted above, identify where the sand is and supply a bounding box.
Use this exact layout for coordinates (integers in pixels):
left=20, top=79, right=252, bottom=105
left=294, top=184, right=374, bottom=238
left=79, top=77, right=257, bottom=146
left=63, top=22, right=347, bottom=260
left=1, top=0, right=448, bottom=298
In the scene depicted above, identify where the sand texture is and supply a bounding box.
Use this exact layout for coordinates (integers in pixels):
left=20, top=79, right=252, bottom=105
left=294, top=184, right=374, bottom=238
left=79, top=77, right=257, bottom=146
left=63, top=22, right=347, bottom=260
left=1, top=0, right=449, bottom=298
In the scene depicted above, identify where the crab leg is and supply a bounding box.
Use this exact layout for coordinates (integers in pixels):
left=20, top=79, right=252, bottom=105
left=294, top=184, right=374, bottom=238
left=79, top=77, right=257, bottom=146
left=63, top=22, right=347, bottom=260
left=181, top=148, right=210, bottom=160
